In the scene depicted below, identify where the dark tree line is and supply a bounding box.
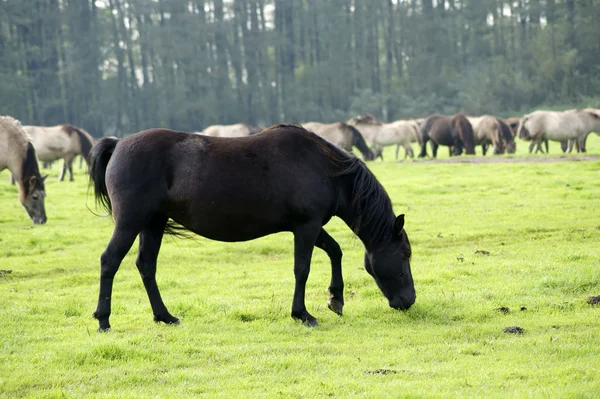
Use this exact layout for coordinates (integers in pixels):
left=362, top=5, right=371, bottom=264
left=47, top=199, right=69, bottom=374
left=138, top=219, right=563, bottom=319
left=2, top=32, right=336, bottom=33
left=1, top=0, right=599, bottom=137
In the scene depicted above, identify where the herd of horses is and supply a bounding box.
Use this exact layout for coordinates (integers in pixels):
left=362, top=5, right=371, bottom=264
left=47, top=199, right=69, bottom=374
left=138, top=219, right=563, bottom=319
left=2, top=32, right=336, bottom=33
left=1, top=107, right=599, bottom=330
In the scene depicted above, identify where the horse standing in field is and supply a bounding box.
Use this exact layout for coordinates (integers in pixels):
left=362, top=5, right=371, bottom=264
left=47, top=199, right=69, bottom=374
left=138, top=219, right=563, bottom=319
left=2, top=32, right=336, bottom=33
left=468, top=116, right=506, bottom=155
left=88, top=124, right=415, bottom=331
left=346, top=115, right=419, bottom=161
left=418, top=114, right=476, bottom=158
left=22, top=124, right=95, bottom=181
left=197, top=123, right=259, bottom=137
left=0, top=116, right=47, bottom=224
left=301, top=121, right=375, bottom=161
left=517, top=109, right=600, bottom=153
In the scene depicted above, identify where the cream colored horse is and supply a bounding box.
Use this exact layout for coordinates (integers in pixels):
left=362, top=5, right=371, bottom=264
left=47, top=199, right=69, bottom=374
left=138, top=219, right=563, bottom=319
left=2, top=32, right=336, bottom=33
left=517, top=109, right=600, bottom=153
left=301, top=122, right=375, bottom=161
left=467, top=116, right=505, bottom=155
left=197, top=123, right=255, bottom=137
left=23, top=124, right=95, bottom=181
left=347, top=115, right=419, bottom=160
left=0, top=116, right=47, bottom=223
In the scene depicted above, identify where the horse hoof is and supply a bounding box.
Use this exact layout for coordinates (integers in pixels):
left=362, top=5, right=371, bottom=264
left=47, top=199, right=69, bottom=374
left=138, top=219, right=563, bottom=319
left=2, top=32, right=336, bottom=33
left=327, top=299, right=344, bottom=316
left=303, top=318, right=319, bottom=327
left=154, top=314, right=180, bottom=325
left=97, top=327, right=111, bottom=333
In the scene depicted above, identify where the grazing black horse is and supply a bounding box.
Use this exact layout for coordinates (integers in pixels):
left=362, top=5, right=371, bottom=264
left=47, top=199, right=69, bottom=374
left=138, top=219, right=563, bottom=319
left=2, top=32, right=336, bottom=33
left=89, top=124, right=415, bottom=331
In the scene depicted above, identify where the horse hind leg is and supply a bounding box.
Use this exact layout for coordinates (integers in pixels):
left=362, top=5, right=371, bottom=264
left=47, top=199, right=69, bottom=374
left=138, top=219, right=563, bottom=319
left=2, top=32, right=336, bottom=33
left=94, top=226, right=140, bottom=331
left=314, top=228, right=344, bottom=316
left=135, top=214, right=179, bottom=326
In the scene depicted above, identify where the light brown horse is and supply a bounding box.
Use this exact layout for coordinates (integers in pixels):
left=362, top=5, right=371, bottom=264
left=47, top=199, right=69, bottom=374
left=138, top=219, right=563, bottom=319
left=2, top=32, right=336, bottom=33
left=347, top=115, right=419, bottom=160
left=197, top=123, right=260, bottom=138
left=468, top=116, right=505, bottom=155
left=23, top=124, right=95, bottom=181
left=517, top=109, right=600, bottom=153
left=0, top=116, right=47, bottom=223
left=302, top=122, right=375, bottom=161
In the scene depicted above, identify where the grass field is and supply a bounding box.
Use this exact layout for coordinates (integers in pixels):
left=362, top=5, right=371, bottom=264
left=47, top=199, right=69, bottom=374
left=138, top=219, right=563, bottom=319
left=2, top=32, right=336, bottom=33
left=1, top=135, right=600, bottom=398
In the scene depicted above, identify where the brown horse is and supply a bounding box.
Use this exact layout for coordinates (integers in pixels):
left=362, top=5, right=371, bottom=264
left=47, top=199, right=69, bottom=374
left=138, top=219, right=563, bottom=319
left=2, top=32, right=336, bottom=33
left=418, top=114, right=475, bottom=158
left=23, top=124, right=95, bottom=181
left=0, top=116, right=47, bottom=223
left=88, top=124, right=415, bottom=330
left=302, top=121, right=375, bottom=161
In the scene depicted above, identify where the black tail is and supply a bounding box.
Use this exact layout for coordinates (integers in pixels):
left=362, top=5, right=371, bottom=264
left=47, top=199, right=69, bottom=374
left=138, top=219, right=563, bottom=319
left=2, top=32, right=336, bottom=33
left=88, top=137, right=119, bottom=214
left=342, top=123, right=375, bottom=161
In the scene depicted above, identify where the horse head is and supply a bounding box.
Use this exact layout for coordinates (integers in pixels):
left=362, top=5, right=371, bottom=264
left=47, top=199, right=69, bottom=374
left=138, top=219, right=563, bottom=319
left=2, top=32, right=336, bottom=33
left=517, top=118, right=531, bottom=140
left=20, top=174, right=47, bottom=224
left=363, top=214, right=415, bottom=311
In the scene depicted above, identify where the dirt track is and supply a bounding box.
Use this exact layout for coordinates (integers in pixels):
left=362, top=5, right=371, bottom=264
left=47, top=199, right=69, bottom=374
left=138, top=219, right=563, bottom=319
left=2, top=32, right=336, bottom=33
left=408, top=155, right=600, bottom=164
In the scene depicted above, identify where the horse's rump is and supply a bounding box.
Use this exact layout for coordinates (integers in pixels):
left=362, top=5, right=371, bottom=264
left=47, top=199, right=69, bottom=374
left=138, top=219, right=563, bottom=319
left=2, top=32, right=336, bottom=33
left=451, top=114, right=475, bottom=155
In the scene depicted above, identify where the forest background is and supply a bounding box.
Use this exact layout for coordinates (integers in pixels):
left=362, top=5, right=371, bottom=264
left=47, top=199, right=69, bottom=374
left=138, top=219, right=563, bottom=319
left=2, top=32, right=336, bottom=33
left=1, top=0, right=599, bottom=137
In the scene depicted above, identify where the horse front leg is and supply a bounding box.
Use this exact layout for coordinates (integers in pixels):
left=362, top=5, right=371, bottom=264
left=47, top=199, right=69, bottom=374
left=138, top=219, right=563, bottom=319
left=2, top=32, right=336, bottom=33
left=136, top=214, right=179, bottom=325
left=314, top=228, right=344, bottom=316
left=430, top=142, right=439, bottom=158
left=291, top=224, right=320, bottom=326
left=94, top=227, right=139, bottom=331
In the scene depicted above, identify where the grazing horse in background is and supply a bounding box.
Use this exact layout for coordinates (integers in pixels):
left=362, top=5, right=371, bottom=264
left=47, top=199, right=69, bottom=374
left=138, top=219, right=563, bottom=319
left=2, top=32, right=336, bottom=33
left=301, top=121, right=375, bottom=161
left=517, top=109, right=600, bottom=153
left=418, top=114, right=475, bottom=158
left=0, top=116, right=47, bottom=224
left=197, top=123, right=256, bottom=137
left=347, top=115, right=419, bottom=161
left=468, top=116, right=505, bottom=155
left=23, top=124, right=95, bottom=181
left=497, top=118, right=516, bottom=154
left=88, top=124, right=415, bottom=331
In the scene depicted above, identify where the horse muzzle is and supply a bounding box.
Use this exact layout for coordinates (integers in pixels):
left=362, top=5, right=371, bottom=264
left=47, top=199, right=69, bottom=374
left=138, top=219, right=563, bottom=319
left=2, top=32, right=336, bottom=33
left=389, top=293, right=416, bottom=311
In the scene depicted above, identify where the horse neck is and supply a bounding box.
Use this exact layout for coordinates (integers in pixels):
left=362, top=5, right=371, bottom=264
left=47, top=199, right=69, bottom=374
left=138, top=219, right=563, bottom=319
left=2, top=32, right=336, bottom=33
left=354, top=123, right=380, bottom=142
left=334, top=169, right=395, bottom=251
left=2, top=133, right=28, bottom=183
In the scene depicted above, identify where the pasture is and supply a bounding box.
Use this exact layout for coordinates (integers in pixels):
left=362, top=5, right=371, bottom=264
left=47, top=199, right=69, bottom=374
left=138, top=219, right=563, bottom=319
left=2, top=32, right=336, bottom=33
left=1, top=135, right=600, bottom=398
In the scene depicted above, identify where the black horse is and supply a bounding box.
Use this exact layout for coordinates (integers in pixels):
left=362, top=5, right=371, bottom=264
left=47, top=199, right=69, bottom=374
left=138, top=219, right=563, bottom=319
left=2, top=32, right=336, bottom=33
left=88, top=124, right=415, bottom=331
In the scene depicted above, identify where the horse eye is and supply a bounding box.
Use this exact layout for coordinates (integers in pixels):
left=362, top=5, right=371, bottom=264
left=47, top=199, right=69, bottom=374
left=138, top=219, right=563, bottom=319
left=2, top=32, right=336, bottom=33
left=32, top=194, right=39, bottom=200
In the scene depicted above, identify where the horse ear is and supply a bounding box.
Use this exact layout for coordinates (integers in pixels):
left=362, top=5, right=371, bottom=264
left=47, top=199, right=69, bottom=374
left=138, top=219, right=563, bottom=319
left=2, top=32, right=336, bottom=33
left=42, top=174, right=48, bottom=182
left=28, top=176, right=37, bottom=191
left=394, top=214, right=405, bottom=234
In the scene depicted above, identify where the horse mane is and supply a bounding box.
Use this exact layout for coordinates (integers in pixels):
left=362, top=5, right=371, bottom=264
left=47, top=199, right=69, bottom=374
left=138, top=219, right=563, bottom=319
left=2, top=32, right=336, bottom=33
left=62, top=124, right=95, bottom=164
left=20, top=142, right=45, bottom=196
left=340, top=122, right=374, bottom=160
left=262, top=123, right=395, bottom=247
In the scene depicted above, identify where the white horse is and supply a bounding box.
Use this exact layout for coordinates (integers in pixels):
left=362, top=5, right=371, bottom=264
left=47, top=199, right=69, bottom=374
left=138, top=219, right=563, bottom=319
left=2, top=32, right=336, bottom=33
left=0, top=116, right=47, bottom=223
left=23, top=124, right=95, bottom=181
left=517, top=109, right=600, bottom=153
left=197, top=123, right=256, bottom=138
left=348, top=115, right=419, bottom=160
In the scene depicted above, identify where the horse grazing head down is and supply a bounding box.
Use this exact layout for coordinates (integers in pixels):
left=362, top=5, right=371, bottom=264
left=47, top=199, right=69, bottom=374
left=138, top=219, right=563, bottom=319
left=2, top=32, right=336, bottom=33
left=19, top=143, right=48, bottom=224
left=362, top=214, right=415, bottom=310
left=517, top=117, right=531, bottom=140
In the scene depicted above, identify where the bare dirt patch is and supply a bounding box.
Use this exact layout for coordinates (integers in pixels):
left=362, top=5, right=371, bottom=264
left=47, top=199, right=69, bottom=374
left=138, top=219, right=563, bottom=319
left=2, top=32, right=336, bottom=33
left=408, top=155, right=600, bottom=164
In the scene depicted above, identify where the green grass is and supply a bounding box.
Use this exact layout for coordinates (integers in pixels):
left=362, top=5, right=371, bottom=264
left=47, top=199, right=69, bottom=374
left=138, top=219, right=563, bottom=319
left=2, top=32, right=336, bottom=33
left=1, top=135, right=600, bottom=398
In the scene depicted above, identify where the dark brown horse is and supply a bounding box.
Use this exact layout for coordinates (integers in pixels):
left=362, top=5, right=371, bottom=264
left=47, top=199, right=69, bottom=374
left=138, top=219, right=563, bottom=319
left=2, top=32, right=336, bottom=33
left=419, top=114, right=475, bottom=158
left=88, top=124, right=415, bottom=331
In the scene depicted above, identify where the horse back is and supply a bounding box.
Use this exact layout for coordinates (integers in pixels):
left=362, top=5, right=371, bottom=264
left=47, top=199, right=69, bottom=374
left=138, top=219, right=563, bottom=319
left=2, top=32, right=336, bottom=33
left=106, top=127, right=341, bottom=241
